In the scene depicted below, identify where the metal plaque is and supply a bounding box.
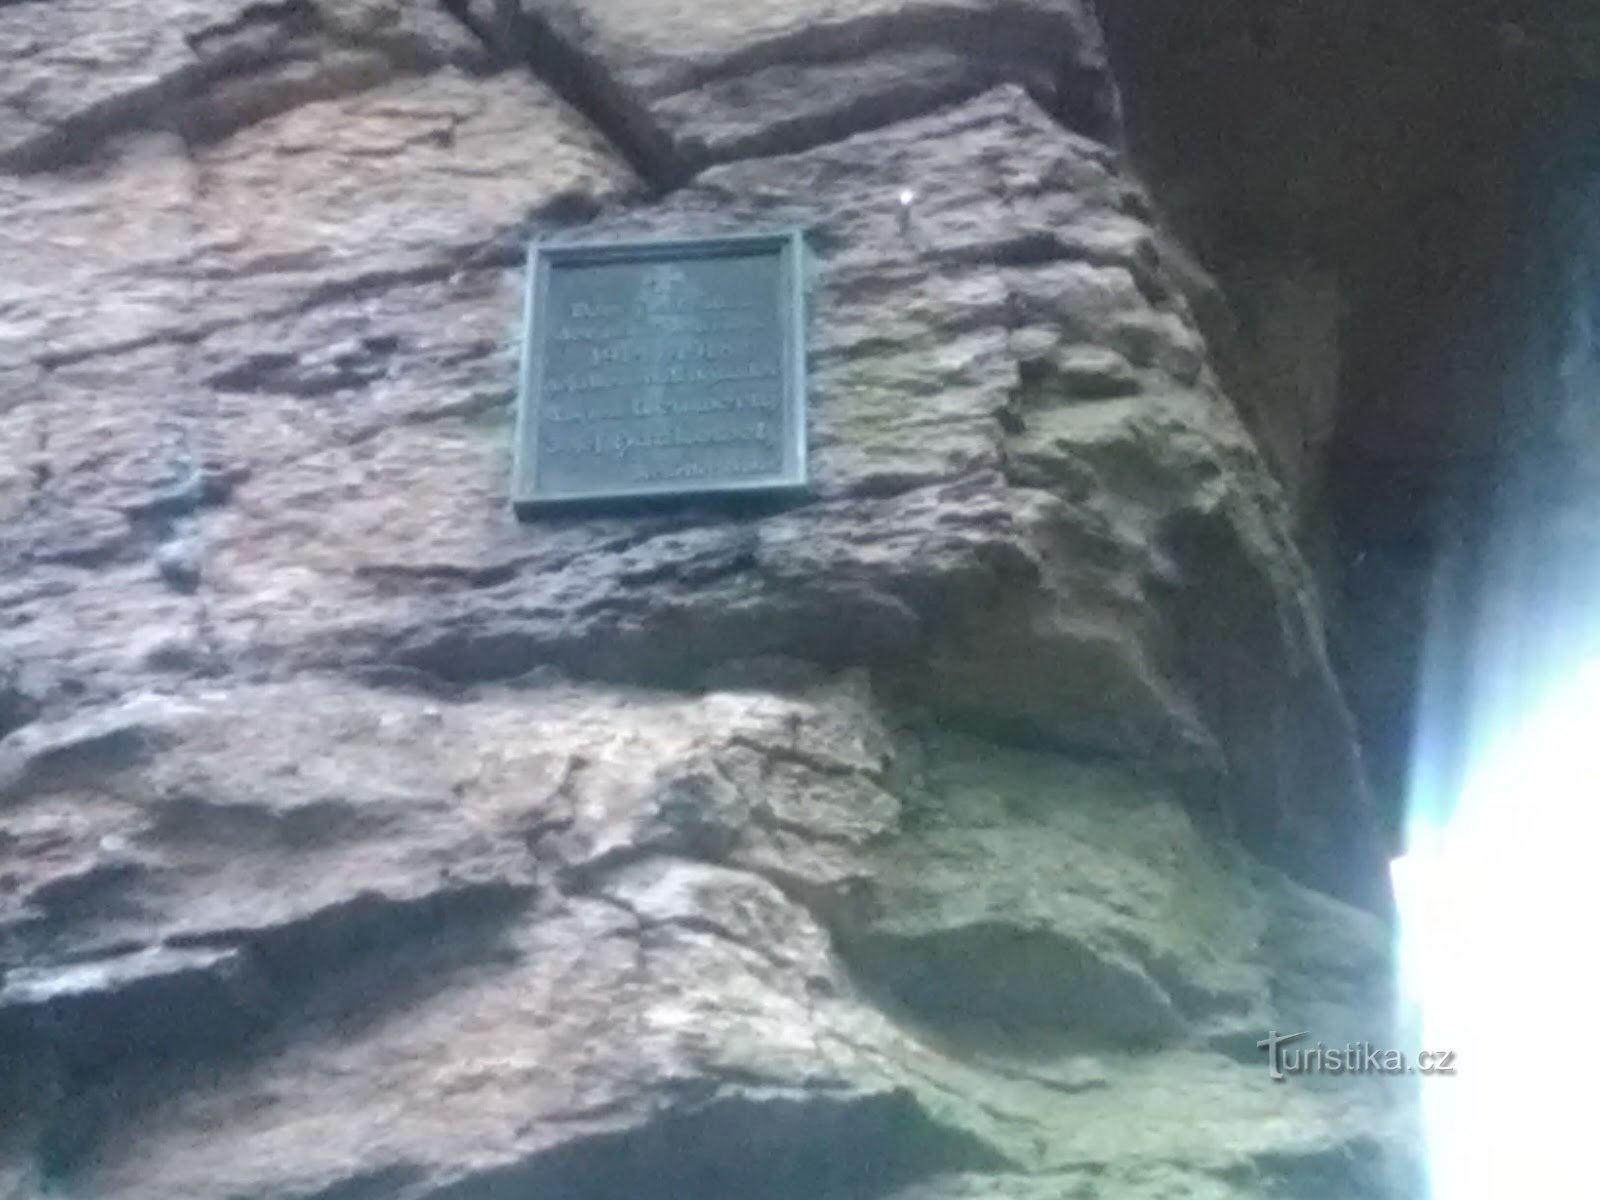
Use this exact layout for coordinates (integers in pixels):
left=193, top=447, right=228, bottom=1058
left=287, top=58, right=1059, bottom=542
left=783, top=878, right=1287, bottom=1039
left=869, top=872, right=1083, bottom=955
left=513, top=230, right=807, bottom=513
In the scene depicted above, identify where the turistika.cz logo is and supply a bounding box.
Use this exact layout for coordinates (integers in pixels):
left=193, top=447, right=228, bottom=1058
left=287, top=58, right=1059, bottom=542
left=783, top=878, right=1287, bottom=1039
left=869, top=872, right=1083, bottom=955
left=1256, top=1031, right=1458, bottom=1081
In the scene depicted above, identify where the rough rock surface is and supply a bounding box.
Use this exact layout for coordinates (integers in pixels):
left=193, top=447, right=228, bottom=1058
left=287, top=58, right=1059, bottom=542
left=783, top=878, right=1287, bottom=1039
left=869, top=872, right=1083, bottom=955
left=1094, top=0, right=1600, bottom=824
left=1, top=1, right=1413, bottom=1197
left=1, top=677, right=1411, bottom=1199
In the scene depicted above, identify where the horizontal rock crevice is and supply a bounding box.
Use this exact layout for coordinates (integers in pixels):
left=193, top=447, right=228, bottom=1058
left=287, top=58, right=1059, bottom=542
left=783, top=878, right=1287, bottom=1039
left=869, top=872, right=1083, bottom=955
left=0, top=676, right=1408, bottom=1197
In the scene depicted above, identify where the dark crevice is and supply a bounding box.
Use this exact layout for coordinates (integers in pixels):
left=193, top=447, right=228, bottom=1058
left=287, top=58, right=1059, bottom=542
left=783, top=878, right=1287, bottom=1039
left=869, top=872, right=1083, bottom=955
left=933, top=230, right=1132, bottom=272
left=421, top=1089, right=1010, bottom=1200
left=182, top=0, right=321, bottom=52
left=662, top=3, right=1084, bottom=97
left=684, top=74, right=1008, bottom=170
left=292, top=1165, right=433, bottom=1200
left=658, top=1, right=1119, bottom=147
left=434, top=0, right=1117, bottom=195
left=120, top=463, right=246, bottom=521
left=6, top=879, right=537, bottom=1179
left=204, top=347, right=394, bottom=397
left=172, top=879, right=536, bottom=994
left=35, top=327, right=212, bottom=372
left=168, top=50, right=398, bottom=151
left=0, top=44, right=289, bottom=174
left=666, top=67, right=1114, bottom=173
left=1093, top=0, right=1600, bottom=839
left=0, top=664, right=43, bottom=742
left=354, top=560, right=522, bottom=592
left=3, top=0, right=486, bottom=177
left=438, top=0, right=686, bottom=191
left=0, top=718, right=175, bottom=805
left=725, top=736, right=884, bottom=783
left=835, top=923, right=1186, bottom=1048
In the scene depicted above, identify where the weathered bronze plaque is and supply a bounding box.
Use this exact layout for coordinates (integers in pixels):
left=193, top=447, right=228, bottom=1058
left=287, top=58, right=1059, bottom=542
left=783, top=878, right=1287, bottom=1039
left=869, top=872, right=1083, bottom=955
left=513, top=231, right=807, bottom=513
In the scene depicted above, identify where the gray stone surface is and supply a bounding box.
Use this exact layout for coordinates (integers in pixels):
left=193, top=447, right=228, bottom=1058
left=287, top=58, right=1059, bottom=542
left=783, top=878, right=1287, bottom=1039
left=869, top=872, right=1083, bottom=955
left=0, top=1, right=1412, bottom=1197
left=0, top=677, right=1415, bottom=1198
left=0, top=77, right=1382, bottom=906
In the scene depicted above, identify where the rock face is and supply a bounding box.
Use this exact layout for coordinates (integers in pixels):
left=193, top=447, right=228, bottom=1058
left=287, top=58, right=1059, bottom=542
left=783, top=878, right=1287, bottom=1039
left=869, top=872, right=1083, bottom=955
left=1094, top=0, right=1600, bottom=826
left=1, top=2, right=1412, bottom=1197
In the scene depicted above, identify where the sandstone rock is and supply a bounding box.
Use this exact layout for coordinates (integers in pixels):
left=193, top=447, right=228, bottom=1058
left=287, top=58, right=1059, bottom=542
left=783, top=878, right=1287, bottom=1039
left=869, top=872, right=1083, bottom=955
left=0, top=657, right=42, bottom=741
left=0, top=676, right=1413, bottom=1198
left=3, top=77, right=1383, bottom=906
left=523, top=0, right=1119, bottom=174
left=0, top=1, right=1410, bottom=1197
left=0, top=77, right=632, bottom=364
left=0, top=1, right=490, bottom=173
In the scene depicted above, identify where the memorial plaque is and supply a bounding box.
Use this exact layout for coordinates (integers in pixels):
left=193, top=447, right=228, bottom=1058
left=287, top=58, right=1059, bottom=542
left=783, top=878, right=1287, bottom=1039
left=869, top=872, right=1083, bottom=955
left=512, top=231, right=807, bottom=513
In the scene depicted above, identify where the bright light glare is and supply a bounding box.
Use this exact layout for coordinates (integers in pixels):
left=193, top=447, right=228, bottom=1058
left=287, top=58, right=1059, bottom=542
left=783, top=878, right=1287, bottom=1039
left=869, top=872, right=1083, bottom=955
left=1394, top=656, right=1600, bottom=1199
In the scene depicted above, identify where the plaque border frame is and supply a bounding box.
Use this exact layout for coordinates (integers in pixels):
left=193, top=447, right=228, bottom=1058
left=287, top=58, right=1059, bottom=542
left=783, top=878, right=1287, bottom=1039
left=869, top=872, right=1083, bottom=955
left=512, top=229, right=808, bottom=515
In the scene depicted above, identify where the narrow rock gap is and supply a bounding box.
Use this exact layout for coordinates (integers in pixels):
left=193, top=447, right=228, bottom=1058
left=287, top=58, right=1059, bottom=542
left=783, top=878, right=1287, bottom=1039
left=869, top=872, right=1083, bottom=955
left=437, top=0, right=686, bottom=191
left=653, top=1, right=1120, bottom=150
left=2, top=0, right=510, bottom=177
left=5, top=880, right=539, bottom=1181
left=0, top=50, right=264, bottom=174
left=418, top=1089, right=1010, bottom=1200
left=5, top=7, right=362, bottom=173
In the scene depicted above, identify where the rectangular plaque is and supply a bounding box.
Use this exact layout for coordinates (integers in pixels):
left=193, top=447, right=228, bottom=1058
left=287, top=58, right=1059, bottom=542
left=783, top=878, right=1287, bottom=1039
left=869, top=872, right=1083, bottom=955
left=512, top=230, right=807, bottom=513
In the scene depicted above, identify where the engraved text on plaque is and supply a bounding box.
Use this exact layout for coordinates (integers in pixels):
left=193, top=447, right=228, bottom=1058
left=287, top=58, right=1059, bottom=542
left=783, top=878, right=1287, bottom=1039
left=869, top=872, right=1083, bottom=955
left=513, top=231, right=806, bottom=512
